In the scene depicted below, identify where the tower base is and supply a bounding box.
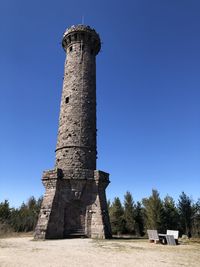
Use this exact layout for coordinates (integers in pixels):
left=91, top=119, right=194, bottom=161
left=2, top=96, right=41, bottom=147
left=34, top=168, right=112, bottom=239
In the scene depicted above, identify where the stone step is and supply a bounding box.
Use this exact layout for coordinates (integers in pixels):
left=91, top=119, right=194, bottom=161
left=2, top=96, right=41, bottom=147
left=64, top=228, right=86, bottom=237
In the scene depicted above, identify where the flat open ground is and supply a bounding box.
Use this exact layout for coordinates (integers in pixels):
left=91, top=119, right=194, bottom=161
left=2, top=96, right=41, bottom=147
left=0, top=236, right=199, bottom=267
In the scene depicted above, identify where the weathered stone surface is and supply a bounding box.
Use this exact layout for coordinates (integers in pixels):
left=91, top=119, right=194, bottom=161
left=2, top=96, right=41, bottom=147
left=34, top=25, right=112, bottom=240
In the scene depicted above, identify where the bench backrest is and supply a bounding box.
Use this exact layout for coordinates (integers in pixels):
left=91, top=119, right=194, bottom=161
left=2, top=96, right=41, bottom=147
left=166, top=235, right=176, bottom=245
left=147, top=230, right=159, bottom=240
left=167, top=230, right=179, bottom=239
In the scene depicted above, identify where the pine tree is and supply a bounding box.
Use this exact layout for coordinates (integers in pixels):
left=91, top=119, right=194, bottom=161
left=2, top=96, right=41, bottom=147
left=192, top=199, right=200, bottom=237
left=107, top=199, right=111, bottom=211
left=124, top=191, right=135, bottom=234
left=142, top=189, right=164, bottom=232
left=162, top=195, right=179, bottom=231
left=0, top=200, right=11, bottom=223
left=135, top=201, right=145, bottom=236
left=178, top=192, right=194, bottom=237
left=0, top=200, right=13, bottom=236
left=109, top=197, right=125, bottom=235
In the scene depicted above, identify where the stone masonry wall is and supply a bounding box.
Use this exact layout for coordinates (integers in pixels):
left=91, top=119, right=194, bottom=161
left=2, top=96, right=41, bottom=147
left=55, top=26, right=100, bottom=171
left=35, top=169, right=112, bottom=239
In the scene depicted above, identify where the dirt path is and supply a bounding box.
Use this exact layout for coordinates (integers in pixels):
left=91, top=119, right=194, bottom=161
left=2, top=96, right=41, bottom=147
left=0, top=237, right=199, bottom=267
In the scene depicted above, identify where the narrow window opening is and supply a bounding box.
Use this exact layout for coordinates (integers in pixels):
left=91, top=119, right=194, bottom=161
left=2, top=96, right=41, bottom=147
left=74, top=33, right=77, bottom=41
left=68, top=36, right=71, bottom=43
left=65, top=97, right=69, bottom=103
left=80, top=44, right=85, bottom=51
left=69, top=46, right=73, bottom=52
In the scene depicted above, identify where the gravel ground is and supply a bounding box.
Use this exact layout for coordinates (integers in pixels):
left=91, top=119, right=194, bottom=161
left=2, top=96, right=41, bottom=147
left=0, top=237, right=199, bottom=267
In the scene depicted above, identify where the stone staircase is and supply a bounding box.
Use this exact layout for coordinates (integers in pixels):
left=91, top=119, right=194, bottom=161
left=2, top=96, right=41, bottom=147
left=64, top=227, right=86, bottom=238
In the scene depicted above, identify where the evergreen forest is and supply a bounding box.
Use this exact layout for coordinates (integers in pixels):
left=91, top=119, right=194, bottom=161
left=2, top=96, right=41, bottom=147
left=0, top=190, right=200, bottom=238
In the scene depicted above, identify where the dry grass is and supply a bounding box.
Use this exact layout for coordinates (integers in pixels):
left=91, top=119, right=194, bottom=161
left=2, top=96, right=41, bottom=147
left=0, top=228, right=33, bottom=239
left=0, top=236, right=199, bottom=267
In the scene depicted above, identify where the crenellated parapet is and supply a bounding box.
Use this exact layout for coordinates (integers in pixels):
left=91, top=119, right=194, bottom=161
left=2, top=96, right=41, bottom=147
left=62, top=24, right=101, bottom=55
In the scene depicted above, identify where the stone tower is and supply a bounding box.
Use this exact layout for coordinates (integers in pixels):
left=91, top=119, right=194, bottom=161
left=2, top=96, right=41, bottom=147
left=34, top=25, right=112, bottom=239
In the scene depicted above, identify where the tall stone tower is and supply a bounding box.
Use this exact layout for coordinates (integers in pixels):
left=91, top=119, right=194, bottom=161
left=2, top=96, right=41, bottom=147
left=34, top=25, right=112, bottom=239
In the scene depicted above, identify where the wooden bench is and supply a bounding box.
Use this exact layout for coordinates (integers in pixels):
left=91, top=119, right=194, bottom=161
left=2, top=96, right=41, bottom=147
left=166, top=234, right=176, bottom=245
left=147, top=230, right=160, bottom=243
left=166, top=230, right=179, bottom=239
left=147, top=229, right=179, bottom=245
left=167, top=230, right=179, bottom=244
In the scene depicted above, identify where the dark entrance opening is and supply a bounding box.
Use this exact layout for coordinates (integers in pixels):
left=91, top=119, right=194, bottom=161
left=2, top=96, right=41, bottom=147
left=64, top=200, right=86, bottom=237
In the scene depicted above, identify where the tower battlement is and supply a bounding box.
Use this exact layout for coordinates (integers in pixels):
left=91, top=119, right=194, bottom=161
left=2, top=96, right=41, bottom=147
left=62, top=24, right=101, bottom=55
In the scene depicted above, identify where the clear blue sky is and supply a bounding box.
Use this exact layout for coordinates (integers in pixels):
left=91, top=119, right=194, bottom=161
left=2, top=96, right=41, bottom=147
left=0, top=0, right=199, bottom=207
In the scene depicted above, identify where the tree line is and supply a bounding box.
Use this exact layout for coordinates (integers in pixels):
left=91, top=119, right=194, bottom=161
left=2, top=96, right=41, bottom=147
left=0, top=190, right=200, bottom=238
left=0, top=196, right=42, bottom=235
left=108, top=190, right=200, bottom=237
